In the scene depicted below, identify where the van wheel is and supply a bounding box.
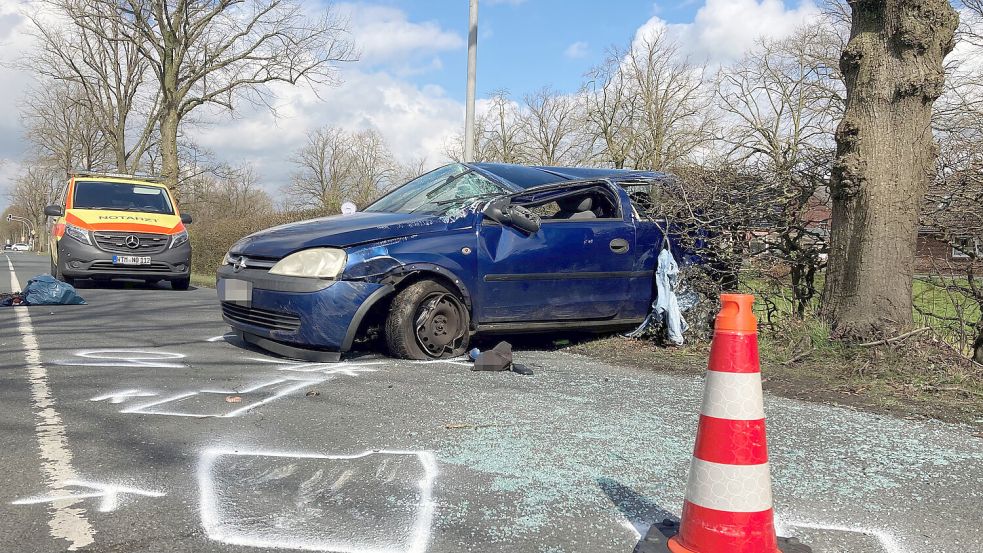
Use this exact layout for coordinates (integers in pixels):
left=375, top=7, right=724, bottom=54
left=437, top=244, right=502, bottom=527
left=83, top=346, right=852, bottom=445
left=54, top=260, right=75, bottom=287
left=385, top=280, right=470, bottom=360
left=171, top=277, right=191, bottom=291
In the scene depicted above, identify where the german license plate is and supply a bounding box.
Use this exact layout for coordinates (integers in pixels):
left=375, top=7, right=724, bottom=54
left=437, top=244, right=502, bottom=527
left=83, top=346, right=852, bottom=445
left=113, top=255, right=151, bottom=265
left=218, top=278, right=252, bottom=305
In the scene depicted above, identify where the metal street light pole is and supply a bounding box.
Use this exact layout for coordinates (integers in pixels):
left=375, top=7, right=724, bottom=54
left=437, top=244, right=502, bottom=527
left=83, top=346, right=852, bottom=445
left=463, top=0, right=478, bottom=162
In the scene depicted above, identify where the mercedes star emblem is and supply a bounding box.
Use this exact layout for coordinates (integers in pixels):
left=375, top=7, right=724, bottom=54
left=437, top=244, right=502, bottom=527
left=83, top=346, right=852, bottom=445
left=124, top=235, right=140, bottom=249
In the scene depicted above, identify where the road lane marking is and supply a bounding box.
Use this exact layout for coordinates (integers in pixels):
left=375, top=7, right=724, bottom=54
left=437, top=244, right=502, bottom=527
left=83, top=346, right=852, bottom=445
left=5, top=255, right=95, bottom=549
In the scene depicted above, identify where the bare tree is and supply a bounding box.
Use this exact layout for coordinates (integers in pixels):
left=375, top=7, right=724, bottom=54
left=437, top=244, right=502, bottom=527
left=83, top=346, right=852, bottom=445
left=717, top=23, right=844, bottom=317
left=520, top=87, right=588, bottom=166
left=21, top=81, right=112, bottom=174
left=347, top=129, right=395, bottom=207
left=31, top=4, right=159, bottom=172
left=583, top=49, right=638, bottom=169
left=623, top=28, right=714, bottom=171
left=65, top=0, right=355, bottom=191
left=822, top=0, right=959, bottom=341
left=6, top=164, right=63, bottom=251
left=479, top=90, right=527, bottom=164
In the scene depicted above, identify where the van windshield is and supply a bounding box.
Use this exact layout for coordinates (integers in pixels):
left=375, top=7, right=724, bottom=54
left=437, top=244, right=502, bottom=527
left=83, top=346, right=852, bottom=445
left=73, top=181, right=174, bottom=215
left=364, top=164, right=508, bottom=214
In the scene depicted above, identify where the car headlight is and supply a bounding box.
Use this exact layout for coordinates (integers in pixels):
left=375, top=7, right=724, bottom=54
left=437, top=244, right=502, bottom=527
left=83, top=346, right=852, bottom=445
left=269, top=248, right=347, bottom=279
left=223, top=251, right=234, bottom=265
left=171, top=229, right=189, bottom=249
left=64, top=223, right=91, bottom=245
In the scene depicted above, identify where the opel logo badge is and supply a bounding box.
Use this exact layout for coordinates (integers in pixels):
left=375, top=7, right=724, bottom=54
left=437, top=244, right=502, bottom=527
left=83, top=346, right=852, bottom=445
left=233, top=256, right=247, bottom=273
left=124, top=235, right=140, bottom=249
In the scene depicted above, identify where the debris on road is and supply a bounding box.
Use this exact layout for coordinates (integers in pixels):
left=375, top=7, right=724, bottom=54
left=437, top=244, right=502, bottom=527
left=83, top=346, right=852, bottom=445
left=469, top=342, right=535, bottom=376
left=224, top=396, right=242, bottom=403
left=0, top=292, right=25, bottom=306
left=2, top=275, right=86, bottom=306
left=306, top=389, right=320, bottom=397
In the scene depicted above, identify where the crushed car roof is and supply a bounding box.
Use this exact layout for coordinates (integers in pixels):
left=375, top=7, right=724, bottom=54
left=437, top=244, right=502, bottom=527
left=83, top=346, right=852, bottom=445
left=470, top=163, right=669, bottom=189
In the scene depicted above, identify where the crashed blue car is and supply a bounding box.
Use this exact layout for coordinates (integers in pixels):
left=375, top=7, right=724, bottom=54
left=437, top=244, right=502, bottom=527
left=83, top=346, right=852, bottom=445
left=217, top=163, right=688, bottom=361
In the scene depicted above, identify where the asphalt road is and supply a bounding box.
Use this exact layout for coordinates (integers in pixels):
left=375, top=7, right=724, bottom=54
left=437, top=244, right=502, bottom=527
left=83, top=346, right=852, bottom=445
left=1, top=251, right=981, bottom=553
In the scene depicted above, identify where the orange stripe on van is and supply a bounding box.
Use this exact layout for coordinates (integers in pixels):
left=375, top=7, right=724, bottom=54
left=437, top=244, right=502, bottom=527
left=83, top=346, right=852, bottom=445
left=65, top=213, right=184, bottom=235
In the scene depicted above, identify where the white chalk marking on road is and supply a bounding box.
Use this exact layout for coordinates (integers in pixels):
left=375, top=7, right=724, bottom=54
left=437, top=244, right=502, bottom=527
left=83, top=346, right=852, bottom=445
left=13, top=480, right=165, bottom=513
left=411, top=359, right=472, bottom=367
left=90, top=390, right=158, bottom=404
left=206, top=333, right=236, bottom=342
left=119, top=378, right=325, bottom=418
left=198, top=448, right=438, bottom=553
left=779, top=519, right=904, bottom=553
left=55, top=350, right=186, bottom=368
left=5, top=255, right=95, bottom=550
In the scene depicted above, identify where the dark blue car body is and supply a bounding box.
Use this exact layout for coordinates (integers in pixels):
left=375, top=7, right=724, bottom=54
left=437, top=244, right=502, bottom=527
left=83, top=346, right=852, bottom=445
left=217, top=163, right=685, bottom=361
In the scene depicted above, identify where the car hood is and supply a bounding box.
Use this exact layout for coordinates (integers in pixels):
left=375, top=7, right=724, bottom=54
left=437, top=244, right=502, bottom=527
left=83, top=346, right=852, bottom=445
left=232, top=211, right=466, bottom=258
left=66, top=209, right=185, bottom=234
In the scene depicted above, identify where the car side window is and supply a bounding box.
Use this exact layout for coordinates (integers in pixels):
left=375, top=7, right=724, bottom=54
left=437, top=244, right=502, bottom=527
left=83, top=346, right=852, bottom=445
left=517, top=186, right=621, bottom=222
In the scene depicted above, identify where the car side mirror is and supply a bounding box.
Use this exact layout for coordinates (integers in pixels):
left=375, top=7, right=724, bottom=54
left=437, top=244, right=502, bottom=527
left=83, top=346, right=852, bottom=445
left=180, top=213, right=193, bottom=225
left=482, top=200, right=540, bottom=235
left=44, top=205, right=64, bottom=217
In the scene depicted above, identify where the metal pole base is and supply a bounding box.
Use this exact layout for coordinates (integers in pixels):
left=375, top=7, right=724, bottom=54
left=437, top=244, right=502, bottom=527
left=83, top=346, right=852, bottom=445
left=634, top=519, right=813, bottom=553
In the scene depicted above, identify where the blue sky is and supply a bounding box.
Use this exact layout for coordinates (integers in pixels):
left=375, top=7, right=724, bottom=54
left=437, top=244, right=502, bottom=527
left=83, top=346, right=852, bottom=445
left=370, top=0, right=696, bottom=101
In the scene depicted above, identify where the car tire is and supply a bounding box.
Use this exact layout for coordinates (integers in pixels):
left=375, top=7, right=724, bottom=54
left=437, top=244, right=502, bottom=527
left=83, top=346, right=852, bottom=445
left=54, top=259, right=76, bottom=287
left=385, top=280, right=470, bottom=360
left=171, top=277, right=191, bottom=291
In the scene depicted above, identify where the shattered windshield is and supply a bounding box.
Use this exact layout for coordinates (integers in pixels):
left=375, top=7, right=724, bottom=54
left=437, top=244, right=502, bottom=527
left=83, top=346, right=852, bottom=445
left=364, top=163, right=508, bottom=215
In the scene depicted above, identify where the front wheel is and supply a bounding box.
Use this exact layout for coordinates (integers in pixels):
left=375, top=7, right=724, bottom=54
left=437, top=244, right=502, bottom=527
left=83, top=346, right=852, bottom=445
left=385, top=280, right=470, bottom=360
left=54, top=258, right=76, bottom=287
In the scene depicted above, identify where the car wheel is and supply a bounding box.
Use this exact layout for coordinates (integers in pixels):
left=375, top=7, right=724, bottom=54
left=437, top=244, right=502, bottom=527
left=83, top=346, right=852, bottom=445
left=385, top=280, right=470, bottom=360
left=54, top=260, right=76, bottom=287
left=171, top=277, right=191, bottom=291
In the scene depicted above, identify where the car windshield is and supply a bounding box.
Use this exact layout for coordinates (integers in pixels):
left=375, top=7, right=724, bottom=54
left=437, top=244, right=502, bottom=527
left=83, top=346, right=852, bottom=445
left=72, top=181, right=174, bottom=215
left=364, top=164, right=508, bottom=215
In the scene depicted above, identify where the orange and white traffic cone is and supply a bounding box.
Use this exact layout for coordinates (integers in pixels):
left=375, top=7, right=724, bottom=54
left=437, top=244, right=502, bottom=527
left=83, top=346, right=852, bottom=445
left=651, top=294, right=809, bottom=553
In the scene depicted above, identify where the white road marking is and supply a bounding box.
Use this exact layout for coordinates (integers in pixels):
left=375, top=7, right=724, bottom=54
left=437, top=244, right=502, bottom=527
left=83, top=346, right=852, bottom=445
left=778, top=519, right=904, bottom=553
left=12, top=480, right=165, bottom=513
left=90, top=390, right=159, bottom=404
left=5, top=255, right=95, bottom=549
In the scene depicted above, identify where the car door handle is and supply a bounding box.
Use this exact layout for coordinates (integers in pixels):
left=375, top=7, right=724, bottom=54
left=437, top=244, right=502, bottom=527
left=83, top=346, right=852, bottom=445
left=610, top=238, right=630, bottom=254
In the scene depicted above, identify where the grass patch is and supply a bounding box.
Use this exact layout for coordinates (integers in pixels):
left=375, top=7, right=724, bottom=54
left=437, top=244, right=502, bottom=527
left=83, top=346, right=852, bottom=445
left=191, top=272, right=215, bottom=289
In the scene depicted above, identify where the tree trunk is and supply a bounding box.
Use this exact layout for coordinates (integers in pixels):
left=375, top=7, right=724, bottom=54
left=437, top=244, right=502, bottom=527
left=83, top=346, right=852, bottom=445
left=821, top=0, right=958, bottom=341
left=160, top=107, right=180, bottom=195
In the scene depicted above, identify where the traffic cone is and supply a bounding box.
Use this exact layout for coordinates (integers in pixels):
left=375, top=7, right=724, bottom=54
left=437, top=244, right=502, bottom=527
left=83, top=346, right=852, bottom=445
left=667, top=294, right=783, bottom=553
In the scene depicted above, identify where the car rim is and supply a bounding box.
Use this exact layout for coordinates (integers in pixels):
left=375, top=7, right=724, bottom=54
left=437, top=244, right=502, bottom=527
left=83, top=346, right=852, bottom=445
left=413, top=292, right=467, bottom=357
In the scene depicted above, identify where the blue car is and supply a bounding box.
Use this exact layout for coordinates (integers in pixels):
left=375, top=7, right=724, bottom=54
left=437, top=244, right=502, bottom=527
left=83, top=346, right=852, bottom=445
left=217, top=163, right=687, bottom=361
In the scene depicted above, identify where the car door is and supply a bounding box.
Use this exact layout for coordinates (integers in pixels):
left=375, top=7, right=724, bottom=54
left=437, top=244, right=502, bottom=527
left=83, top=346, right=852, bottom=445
left=475, top=183, right=637, bottom=323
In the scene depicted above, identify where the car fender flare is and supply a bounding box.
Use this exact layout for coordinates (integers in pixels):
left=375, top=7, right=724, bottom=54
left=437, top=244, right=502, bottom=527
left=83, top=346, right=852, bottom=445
left=341, top=264, right=475, bottom=352
left=379, top=263, right=474, bottom=312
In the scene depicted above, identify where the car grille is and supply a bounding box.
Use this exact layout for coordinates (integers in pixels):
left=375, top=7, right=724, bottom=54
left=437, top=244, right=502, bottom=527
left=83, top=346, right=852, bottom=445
left=221, top=302, right=301, bottom=333
left=89, top=261, right=173, bottom=272
left=93, top=231, right=170, bottom=254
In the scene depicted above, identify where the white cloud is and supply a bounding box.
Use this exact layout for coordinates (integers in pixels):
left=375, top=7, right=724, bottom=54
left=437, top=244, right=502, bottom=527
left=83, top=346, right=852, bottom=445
left=640, top=0, right=821, bottom=64
left=190, top=69, right=463, bottom=192
left=340, top=3, right=464, bottom=70
left=564, top=41, right=590, bottom=59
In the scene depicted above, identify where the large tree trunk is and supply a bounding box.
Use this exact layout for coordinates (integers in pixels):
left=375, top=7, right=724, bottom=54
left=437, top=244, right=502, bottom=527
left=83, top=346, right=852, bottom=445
left=159, top=107, right=180, bottom=195
left=821, top=0, right=958, bottom=341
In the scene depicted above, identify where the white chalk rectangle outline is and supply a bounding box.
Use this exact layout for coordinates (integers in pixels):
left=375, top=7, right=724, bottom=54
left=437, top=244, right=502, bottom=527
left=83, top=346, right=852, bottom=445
left=198, top=448, right=438, bottom=553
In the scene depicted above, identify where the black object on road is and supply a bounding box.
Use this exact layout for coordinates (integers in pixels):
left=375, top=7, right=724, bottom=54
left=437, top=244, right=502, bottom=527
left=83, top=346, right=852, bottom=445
left=472, top=341, right=513, bottom=372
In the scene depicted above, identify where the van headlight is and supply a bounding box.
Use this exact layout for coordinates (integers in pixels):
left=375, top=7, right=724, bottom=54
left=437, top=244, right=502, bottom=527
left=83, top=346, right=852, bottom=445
left=171, top=229, right=189, bottom=249
left=64, top=223, right=92, bottom=245
left=269, top=248, right=347, bottom=279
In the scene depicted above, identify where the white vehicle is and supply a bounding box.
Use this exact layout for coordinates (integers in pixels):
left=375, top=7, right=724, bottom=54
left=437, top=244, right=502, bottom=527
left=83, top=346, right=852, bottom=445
left=10, top=243, right=30, bottom=251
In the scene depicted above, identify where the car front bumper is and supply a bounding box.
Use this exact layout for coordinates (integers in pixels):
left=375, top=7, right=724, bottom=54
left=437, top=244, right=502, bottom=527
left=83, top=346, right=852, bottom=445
left=216, top=265, right=394, bottom=360
left=58, top=237, right=191, bottom=279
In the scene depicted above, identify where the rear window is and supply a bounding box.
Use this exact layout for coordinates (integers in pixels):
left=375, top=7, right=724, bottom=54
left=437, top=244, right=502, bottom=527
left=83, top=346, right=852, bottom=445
left=72, top=181, right=174, bottom=215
